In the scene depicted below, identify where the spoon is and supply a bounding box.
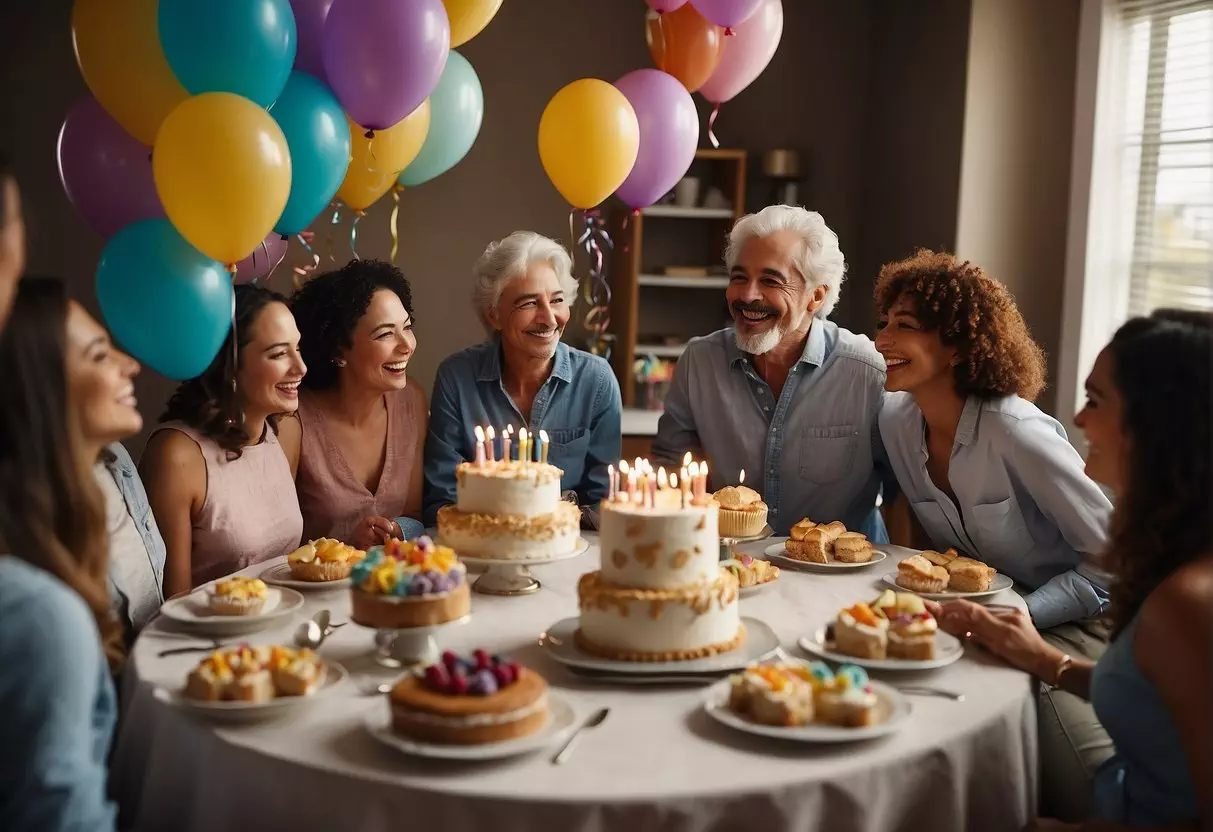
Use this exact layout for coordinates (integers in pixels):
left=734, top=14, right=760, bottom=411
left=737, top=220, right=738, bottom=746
left=551, top=707, right=610, bottom=765
left=359, top=680, right=394, bottom=695
left=897, top=686, right=965, bottom=702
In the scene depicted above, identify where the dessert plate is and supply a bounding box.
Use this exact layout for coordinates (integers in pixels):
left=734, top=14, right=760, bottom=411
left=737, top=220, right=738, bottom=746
left=159, top=585, right=305, bottom=634
left=880, top=572, right=1014, bottom=601
left=540, top=616, right=780, bottom=675
left=364, top=694, right=577, bottom=761
left=764, top=540, right=888, bottom=570
left=703, top=678, right=911, bottom=743
left=798, top=626, right=964, bottom=671
left=258, top=560, right=351, bottom=592
left=160, top=662, right=348, bottom=722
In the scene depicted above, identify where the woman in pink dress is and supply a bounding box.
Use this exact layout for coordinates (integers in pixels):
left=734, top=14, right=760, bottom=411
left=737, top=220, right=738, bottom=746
left=141, top=285, right=306, bottom=594
left=279, top=260, right=426, bottom=550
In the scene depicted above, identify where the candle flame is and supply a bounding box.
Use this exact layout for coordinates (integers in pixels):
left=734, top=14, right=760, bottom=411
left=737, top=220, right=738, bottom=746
left=701, top=460, right=709, bottom=478
left=688, top=461, right=699, bottom=477
left=670, top=473, right=678, bottom=489
left=474, top=425, right=485, bottom=442
left=682, top=451, right=692, bottom=467
left=518, top=427, right=528, bottom=442
left=486, top=426, right=495, bottom=440
left=619, top=459, right=630, bottom=475
left=658, top=467, right=668, bottom=488
left=539, top=429, right=549, bottom=443
left=739, top=468, right=745, bottom=484
left=634, top=457, right=643, bottom=473
left=505, top=424, right=514, bottom=435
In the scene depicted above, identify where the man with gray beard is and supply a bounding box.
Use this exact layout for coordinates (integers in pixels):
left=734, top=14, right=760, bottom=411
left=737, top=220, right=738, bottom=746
left=651, top=205, right=891, bottom=541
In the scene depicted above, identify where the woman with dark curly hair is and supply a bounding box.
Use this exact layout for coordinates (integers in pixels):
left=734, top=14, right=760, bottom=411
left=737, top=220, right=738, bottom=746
left=278, top=260, right=427, bottom=549
left=934, top=310, right=1211, bottom=829
left=140, top=285, right=306, bottom=594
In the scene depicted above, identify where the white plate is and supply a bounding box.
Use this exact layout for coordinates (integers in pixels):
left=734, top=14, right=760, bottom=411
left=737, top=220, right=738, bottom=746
left=721, top=525, right=774, bottom=544
left=258, top=561, right=351, bottom=592
left=881, top=571, right=1014, bottom=600
left=457, top=538, right=591, bottom=568
left=541, top=616, right=780, bottom=675
left=159, top=585, right=306, bottom=634
left=359, top=613, right=473, bottom=636
left=161, top=662, right=348, bottom=722
left=739, top=579, right=778, bottom=598
left=764, top=539, right=889, bottom=570
left=364, top=694, right=577, bottom=760
left=703, top=677, right=911, bottom=743
left=798, top=626, right=964, bottom=671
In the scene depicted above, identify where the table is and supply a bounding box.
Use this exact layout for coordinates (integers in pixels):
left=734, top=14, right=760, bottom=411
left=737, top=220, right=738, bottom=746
left=111, top=538, right=1037, bottom=832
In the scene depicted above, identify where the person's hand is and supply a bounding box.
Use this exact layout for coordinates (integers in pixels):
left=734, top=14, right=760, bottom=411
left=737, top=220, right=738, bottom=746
left=935, top=600, right=1064, bottom=681
left=352, top=516, right=398, bottom=550
left=1024, top=818, right=1082, bottom=831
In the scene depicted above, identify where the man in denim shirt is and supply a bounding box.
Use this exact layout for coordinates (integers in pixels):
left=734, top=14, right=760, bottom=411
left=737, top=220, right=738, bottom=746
left=653, top=206, right=890, bottom=540
left=423, top=232, right=622, bottom=526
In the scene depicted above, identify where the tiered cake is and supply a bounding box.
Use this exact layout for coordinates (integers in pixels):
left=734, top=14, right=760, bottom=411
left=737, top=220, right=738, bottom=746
left=576, top=477, right=743, bottom=661
left=437, top=460, right=581, bottom=559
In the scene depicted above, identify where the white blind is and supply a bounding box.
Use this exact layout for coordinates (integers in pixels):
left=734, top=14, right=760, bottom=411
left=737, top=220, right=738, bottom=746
left=1113, top=0, right=1213, bottom=313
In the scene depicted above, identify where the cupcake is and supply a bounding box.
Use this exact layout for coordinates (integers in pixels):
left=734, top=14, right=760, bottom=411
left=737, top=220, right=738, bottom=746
left=712, top=485, right=769, bottom=538
left=288, top=538, right=366, bottom=582
left=208, top=576, right=268, bottom=616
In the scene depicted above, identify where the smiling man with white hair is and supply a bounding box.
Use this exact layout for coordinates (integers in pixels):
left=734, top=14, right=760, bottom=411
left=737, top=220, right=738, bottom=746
left=652, top=205, right=891, bottom=539
left=423, top=231, right=622, bottom=526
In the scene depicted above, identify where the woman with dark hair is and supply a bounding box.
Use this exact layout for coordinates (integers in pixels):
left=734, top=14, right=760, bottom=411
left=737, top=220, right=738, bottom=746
left=0, top=277, right=126, bottom=830
left=279, top=259, right=426, bottom=549
left=140, top=284, right=306, bottom=595
left=936, top=310, right=1211, bottom=829
left=0, top=153, right=26, bottom=328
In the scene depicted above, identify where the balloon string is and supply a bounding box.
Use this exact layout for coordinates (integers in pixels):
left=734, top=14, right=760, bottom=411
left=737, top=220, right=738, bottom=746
left=265, top=237, right=288, bottom=285
left=292, top=232, right=320, bottom=291
left=657, top=12, right=668, bottom=70
left=249, top=240, right=269, bottom=285
left=568, top=208, right=578, bottom=261
left=389, top=185, right=402, bottom=264
left=327, top=202, right=342, bottom=262
left=579, top=210, right=614, bottom=360
left=227, top=286, right=239, bottom=428
left=707, top=103, right=721, bottom=149
left=350, top=210, right=364, bottom=261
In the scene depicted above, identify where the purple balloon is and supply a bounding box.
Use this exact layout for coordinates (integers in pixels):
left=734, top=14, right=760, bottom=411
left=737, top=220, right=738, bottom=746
left=691, top=0, right=764, bottom=30
left=613, top=69, right=699, bottom=211
left=290, top=0, right=334, bottom=83
left=232, top=234, right=289, bottom=284
left=322, top=0, right=450, bottom=131
left=57, top=96, right=165, bottom=239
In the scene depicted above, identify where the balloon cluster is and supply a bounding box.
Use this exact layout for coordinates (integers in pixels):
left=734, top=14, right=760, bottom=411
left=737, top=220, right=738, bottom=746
left=61, top=0, right=497, bottom=380
left=536, top=0, right=783, bottom=357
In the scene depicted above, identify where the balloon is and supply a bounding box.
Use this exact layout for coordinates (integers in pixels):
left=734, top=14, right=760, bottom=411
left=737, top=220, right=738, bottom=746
left=613, top=70, right=698, bottom=211
left=71, top=0, right=188, bottom=146
left=690, top=0, right=764, bottom=30
left=337, top=103, right=431, bottom=211
left=443, top=0, right=502, bottom=48
left=233, top=234, right=289, bottom=284
left=323, top=0, right=450, bottom=132
left=159, top=0, right=297, bottom=108
left=57, top=96, right=165, bottom=239
left=538, top=79, right=640, bottom=210
left=646, top=0, right=689, bottom=10
left=698, top=0, right=783, bottom=103
left=645, top=5, right=724, bottom=93
left=290, top=0, right=334, bottom=83
left=154, top=93, right=292, bottom=265
left=96, top=219, right=234, bottom=380
left=271, top=72, right=351, bottom=235
left=397, top=51, right=483, bottom=188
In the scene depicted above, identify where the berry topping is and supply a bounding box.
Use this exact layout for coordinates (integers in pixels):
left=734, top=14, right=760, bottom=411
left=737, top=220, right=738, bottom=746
left=430, top=573, right=453, bottom=594
left=473, top=648, right=492, bottom=669
left=441, top=650, right=459, bottom=670
left=492, top=663, right=512, bottom=687
left=472, top=668, right=499, bottom=695
left=424, top=664, right=449, bottom=689
left=416, top=535, right=433, bottom=552
left=410, top=575, right=434, bottom=596
left=448, top=672, right=469, bottom=695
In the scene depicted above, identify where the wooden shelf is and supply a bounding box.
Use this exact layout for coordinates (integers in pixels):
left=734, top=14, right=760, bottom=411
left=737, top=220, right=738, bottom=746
left=637, top=273, right=729, bottom=289
left=642, top=205, right=735, bottom=219
left=634, top=343, right=687, bottom=358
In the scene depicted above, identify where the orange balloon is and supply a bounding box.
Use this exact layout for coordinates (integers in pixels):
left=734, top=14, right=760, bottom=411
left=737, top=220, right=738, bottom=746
left=645, top=6, right=724, bottom=93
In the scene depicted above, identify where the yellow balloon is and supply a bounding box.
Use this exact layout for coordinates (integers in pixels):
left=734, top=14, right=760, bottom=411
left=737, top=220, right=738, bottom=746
left=443, top=0, right=503, bottom=48
left=337, top=102, right=432, bottom=211
left=72, top=0, right=189, bottom=146
left=153, top=93, right=292, bottom=266
left=538, top=79, right=640, bottom=210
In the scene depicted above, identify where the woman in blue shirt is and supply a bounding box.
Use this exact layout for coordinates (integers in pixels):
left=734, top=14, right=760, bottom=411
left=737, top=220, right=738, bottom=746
left=937, top=310, right=1211, bottom=830
left=423, top=231, right=621, bottom=526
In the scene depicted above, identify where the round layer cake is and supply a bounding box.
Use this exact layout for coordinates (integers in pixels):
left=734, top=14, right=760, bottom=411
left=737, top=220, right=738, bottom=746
left=390, top=649, right=549, bottom=745
left=350, top=537, right=470, bottom=629
left=437, top=460, right=581, bottom=559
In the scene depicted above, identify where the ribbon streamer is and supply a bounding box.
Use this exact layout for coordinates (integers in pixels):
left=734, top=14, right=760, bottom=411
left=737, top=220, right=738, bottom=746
left=707, top=103, right=721, bottom=149
left=577, top=209, right=615, bottom=360
left=390, top=185, right=403, bottom=264
left=326, top=202, right=342, bottom=262
left=350, top=210, right=364, bottom=260
left=265, top=236, right=288, bottom=284
left=293, top=231, right=320, bottom=290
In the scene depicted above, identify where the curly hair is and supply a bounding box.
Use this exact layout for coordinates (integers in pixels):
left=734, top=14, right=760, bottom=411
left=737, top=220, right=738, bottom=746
left=290, top=259, right=414, bottom=390
left=874, top=249, right=1047, bottom=401
left=160, top=284, right=288, bottom=459
left=1103, top=309, right=1212, bottom=637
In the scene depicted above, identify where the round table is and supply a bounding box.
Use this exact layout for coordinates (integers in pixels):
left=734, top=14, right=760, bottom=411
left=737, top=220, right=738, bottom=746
left=111, top=538, right=1037, bottom=832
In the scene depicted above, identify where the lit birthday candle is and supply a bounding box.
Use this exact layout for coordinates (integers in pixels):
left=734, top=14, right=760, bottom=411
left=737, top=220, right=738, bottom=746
left=647, top=467, right=657, bottom=508
left=518, top=428, right=528, bottom=467
left=503, top=425, right=513, bottom=462
left=473, top=425, right=486, bottom=467
left=657, top=466, right=668, bottom=490
left=627, top=469, right=637, bottom=501
left=739, top=468, right=745, bottom=486
left=539, top=429, right=549, bottom=464
left=682, top=451, right=692, bottom=469
left=607, top=464, right=616, bottom=501
left=485, top=426, right=496, bottom=463
left=699, top=460, right=709, bottom=499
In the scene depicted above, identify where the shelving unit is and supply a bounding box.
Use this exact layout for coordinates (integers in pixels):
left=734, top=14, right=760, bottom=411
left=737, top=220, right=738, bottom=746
left=609, top=148, right=746, bottom=408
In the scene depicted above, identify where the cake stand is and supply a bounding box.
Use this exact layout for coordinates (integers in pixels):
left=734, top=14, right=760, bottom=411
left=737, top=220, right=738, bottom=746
left=719, top=524, right=774, bottom=560
left=369, top=614, right=472, bottom=670
left=458, top=538, right=591, bottom=596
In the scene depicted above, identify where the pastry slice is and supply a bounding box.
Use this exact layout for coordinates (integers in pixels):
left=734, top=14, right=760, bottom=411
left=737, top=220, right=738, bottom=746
left=833, top=532, right=873, bottom=563
left=819, top=521, right=847, bottom=543
left=789, top=518, right=818, bottom=542
left=814, top=665, right=878, bottom=727
left=922, top=549, right=958, bottom=568
left=947, top=558, right=997, bottom=592
left=834, top=602, right=889, bottom=659
left=896, top=555, right=949, bottom=593
left=784, top=528, right=830, bottom=563
left=882, top=593, right=938, bottom=660
left=727, top=665, right=816, bottom=727
left=185, top=651, right=234, bottom=701
left=270, top=648, right=325, bottom=697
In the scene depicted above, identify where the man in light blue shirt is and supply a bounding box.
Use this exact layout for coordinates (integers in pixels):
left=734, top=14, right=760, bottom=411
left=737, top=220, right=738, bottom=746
left=652, top=206, right=890, bottom=540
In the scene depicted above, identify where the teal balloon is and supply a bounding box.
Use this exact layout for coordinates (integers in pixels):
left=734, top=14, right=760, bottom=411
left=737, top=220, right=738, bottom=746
left=159, top=0, right=297, bottom=108
left=397, top=51, right=484, bottom=187
left=271, top=72, right=350, bottom=235
left=96, top=219, right=234, bottom=381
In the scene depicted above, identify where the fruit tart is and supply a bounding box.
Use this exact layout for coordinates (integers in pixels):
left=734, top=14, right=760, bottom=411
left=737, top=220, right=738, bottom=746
left=720, top=553, right=780, bottom=588
left=349, top=536, right=470, bottom=629
left=288, top=538, right=366, bottom=582
left=207, top=576, right=268, bottom=616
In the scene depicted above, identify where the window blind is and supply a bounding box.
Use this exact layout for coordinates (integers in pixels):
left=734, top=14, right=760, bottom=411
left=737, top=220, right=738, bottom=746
left=1113, top=0, right=1213, bottom=314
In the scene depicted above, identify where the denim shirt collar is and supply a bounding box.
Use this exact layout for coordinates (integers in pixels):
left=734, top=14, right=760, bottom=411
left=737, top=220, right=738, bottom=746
left=725, top=318, right=828, bottom=373
left=476, top=334, right=573, bottom=385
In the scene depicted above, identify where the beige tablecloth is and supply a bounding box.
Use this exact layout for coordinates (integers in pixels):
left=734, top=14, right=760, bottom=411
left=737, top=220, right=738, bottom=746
left=111, top=539, right=1037, bottom=832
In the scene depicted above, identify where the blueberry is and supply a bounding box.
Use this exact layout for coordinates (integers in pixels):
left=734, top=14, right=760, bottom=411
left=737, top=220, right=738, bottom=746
left=473, top=668, right=498, bottom=695
left=410, top=575, right=434, bottom=596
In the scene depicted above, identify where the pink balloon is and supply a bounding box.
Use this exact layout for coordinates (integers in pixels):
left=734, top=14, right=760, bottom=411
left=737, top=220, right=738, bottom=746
left=614, top=70, right=699, bottom=211
left=698, top=0, right=783, bottom=103
left=646, top=0, right=689, bottom=11
left=690, top=0, right=764, bottom=30
left=57, top=96, right=165, bottom=239
left=232, top=234, right=289, bottom=284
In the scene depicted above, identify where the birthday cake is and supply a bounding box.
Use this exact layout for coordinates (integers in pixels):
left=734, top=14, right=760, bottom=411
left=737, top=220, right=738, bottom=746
left=349, top=537, right=470, bottom=630
left=576, top=460, right=743, bottom=662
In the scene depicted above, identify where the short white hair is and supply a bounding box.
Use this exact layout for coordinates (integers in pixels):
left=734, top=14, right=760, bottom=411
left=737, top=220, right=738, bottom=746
left=471, top=231, right=578, bottom=329
left=724, top=205, right=847, bottom=318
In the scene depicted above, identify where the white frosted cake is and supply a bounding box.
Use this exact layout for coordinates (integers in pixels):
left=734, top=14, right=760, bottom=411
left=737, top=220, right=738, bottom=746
left=436, top=460, right=581, bottom=559
left=576, top=490, right=743, bottom=661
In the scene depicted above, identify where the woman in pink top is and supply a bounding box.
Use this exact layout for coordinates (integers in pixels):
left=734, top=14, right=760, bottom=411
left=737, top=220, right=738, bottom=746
left=279, top=260, right=426, bottom=550
left=140, top=285, right=306, bottom=594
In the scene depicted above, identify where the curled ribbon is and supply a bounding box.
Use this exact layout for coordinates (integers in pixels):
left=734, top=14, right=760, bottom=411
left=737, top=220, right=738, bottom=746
left=390, top=184, right=403, bottom=264
left=350, top=210, right=365, bottom=260
left=577, top=210, right=615, bottom=360
left=707, top=103, right=721, bottom=149
left=292, top=231, right=320, bottom=290
left=326, top=202, right=342, bottom=262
